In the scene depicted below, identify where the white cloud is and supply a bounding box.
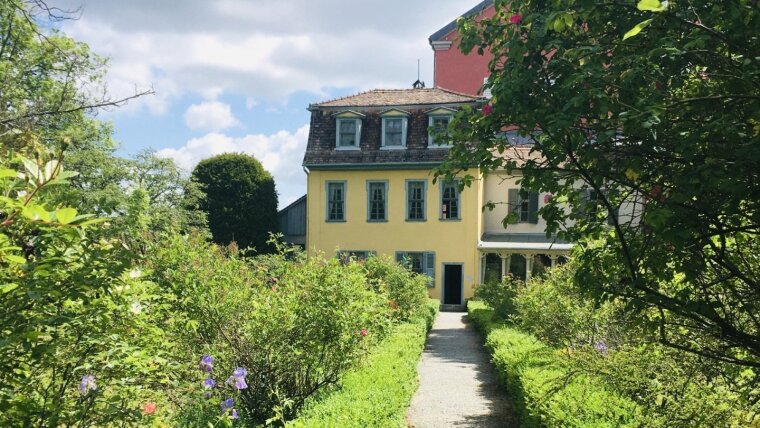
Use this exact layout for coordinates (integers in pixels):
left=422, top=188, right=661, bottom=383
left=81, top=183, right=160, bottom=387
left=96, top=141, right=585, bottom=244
left=54, top=0, right=474, bottom=114
left=183, top=101, right=240, bottom=132
left=156, top=125, right=310, bottom=209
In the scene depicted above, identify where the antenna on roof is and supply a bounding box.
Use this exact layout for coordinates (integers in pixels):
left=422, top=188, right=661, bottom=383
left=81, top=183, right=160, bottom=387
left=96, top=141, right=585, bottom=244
left=412, top=59, right=425, bottom=89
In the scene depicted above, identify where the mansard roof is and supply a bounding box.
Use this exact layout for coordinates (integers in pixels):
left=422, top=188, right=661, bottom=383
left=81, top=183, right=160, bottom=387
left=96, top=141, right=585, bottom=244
left=310, top=88, right=481, bottom=109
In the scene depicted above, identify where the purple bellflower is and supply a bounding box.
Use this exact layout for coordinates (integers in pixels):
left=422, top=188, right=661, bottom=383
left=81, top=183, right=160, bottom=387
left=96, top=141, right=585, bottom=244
left=221, top=398, right=234, bottom=411
left=226, top=367, right=248, bottom=390
left=78, top=374, right=97, bottom=396
left=203, top=377, right=216, bottom=389
left=199, top=355, right=214, bottom=372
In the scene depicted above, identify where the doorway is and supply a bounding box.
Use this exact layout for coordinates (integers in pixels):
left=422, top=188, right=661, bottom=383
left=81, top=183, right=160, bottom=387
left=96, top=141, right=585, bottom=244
left=443, top=264, right=463, bottom=305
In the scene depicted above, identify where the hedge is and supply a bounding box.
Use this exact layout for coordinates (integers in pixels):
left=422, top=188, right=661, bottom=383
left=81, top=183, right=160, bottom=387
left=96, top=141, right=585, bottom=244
left=287, top=299, right=439, bottom=428
left=468, top=301, right=642, bottom=427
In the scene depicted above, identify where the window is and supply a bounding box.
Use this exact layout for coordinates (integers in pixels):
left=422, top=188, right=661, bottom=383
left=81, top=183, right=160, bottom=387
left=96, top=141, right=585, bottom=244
left=381, top=116, right=407, bottom=148
left=508, top=188, right=539, bottom=224
left=367, top=181, right=387, bottom=221
left=337, top=250, right=375, bottom=264
left=336, top=118, right=361, bottom=148
left=326, top=181, right=346, bottom=221
left=440, top=180, right=460, bottom=220
left=580, top=189, right=619, bottom=225
left=428, top=115, right=452, bottom=147
left=396, top=251, right=435, bottom=287
left=406, top=180, right=426, bottom=221
left=483, top=253, right=503, bottom=284
left=509, top=254, right=527, bottom=281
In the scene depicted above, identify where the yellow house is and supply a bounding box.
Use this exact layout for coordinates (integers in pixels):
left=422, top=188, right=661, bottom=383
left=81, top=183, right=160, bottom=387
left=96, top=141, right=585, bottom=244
left=302, top=88, right=572, bottom=306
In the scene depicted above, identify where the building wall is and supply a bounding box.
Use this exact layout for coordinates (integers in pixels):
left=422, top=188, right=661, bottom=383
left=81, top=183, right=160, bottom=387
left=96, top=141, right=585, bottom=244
left=433, top=6, right=495, bottom=95
left=483, top=173, right=549, bottom=235
left=306, top=168, right=483, bottom=301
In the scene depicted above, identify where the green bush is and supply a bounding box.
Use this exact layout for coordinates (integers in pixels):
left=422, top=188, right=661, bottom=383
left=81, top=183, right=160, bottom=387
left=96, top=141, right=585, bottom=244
left=363, top=255, right=429, bottom=322
left=287, top=300, right=438, bottom=428
left=191, top=153, right=278, bottom=253
left=469, top=301, right=641, bottom=427
left=473, top=274, right=521, bottom=320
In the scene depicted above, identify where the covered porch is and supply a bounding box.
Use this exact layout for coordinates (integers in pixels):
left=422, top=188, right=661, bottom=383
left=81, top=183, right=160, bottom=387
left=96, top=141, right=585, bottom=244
left=478, top=233, right=572, bottom=283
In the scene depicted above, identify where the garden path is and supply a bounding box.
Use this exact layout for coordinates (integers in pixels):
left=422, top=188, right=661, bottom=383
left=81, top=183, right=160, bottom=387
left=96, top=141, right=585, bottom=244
left=406, top=311, right=517, bottom=427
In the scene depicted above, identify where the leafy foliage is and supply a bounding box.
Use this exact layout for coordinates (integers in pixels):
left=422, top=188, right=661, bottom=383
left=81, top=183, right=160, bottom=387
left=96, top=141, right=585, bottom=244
left=191, top=153, right=278, bottom=253
left=443, top=0, right=760, bottom=369
left=287, top=300, right=438, bottom=428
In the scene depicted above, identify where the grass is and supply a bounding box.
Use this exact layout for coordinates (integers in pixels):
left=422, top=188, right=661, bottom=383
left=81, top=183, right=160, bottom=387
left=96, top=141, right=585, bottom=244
left=286, top=299, right=439, bottom=428
left=468, top=301, right=641, bottom=428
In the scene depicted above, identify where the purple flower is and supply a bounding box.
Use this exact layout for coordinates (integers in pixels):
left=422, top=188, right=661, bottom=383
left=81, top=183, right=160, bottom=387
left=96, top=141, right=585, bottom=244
left=203, top=377, right=216, bottom=389
left=78, top=374, right=96, bottom=396
left=594, top=340, right=608, bottom=355
left=221, top=398, right=234, bottom=411
left=231, top=409, right=239, bottom=420
left=226, top=367, right=248, bottom=390
left=199, top=355, right=214, bottom=372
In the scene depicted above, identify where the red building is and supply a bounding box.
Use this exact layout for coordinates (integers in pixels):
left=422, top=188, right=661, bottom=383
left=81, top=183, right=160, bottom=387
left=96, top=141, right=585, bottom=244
left=429, top=0, right=495, bottom=96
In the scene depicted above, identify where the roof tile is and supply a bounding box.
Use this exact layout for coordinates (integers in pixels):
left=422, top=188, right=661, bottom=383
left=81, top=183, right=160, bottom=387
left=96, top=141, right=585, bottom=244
left=311, top=88, right=483, bottom=108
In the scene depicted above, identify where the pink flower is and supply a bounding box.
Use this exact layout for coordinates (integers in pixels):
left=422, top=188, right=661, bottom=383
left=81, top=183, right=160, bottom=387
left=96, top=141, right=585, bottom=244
left=544, top=194, right=553, bottom=204
left=359, top=329, right=368, bottom=337
left=482, top=104, right=493, bottom=116
left=142, top=402, right=157, bottom=415
left=509, top=13, right=522, bottom=24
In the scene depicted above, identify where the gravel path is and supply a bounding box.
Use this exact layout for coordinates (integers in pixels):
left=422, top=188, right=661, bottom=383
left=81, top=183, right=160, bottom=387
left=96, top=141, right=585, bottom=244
left=406, top=311, right=517, bottom=428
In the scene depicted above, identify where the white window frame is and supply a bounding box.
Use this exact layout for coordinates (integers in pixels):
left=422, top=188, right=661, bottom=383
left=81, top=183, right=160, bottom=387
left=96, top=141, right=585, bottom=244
left=405, top=180, right=427, bottom=222
left=381, top=116, right=408, bottom=149
left=366, top=180, right=388, bottom=222
left=428, top=114, right=453, bottom=147
left=326, top=181, right=347, bottom=222
left=336, top=118, right=361, bottom=150
left=439, top=179, right=461, bottom=220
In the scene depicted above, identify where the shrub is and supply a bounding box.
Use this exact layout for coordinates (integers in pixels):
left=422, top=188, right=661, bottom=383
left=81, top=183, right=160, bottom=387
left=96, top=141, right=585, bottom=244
left=469, top=302, right=641, bottom=427
left=362, top=255, right=429, bottom=321
left=146, top=236, right=432, bottom=425
left=473, top=274, right=521, bottom=320
left=287, top=300, right=438, bottom=427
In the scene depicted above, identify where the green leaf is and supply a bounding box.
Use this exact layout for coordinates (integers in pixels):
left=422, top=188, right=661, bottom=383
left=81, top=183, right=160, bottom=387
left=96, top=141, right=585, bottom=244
left=4, top=255, right=26, bottom=264
left=0, top=169, right=17, bottom=179
left=637, top=0, right=668, bottom=12
left=55, top=207, right=78, bottom=225
left=0, top=283, right=19, bottom=293
left=623, top=19, right=653, bottom=40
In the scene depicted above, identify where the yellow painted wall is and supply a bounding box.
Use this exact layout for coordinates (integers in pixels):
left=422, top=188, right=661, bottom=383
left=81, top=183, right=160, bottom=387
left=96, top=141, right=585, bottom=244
left=306, top=169, right=483, bottom=302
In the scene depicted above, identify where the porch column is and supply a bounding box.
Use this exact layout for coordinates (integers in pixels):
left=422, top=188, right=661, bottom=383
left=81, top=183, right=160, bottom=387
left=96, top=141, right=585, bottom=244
left=500, top=254, right=507, bottom=281
left=550, top=254, right=558, bottom=268
left=479, top=253, right=486, bottom=284
left=524, top=253, right=533, bottom=281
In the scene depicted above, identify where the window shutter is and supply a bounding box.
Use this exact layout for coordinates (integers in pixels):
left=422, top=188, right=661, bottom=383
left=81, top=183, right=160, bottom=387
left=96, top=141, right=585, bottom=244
left=424, top=253, right=435, bottom=287
left=508, top=189, right=519, bottom=215
left=529, top=192, right=539, bottom=224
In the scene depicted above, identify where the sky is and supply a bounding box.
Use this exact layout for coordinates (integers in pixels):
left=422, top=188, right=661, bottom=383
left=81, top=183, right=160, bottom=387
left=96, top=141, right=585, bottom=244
left=47, top=0, right=481, bottom=208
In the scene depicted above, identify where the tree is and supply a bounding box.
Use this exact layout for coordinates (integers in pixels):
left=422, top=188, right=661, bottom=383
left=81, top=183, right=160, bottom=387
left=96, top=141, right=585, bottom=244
left=441, top=0, right=760, bottom=369
left=191, top=153, right=278, bottom=253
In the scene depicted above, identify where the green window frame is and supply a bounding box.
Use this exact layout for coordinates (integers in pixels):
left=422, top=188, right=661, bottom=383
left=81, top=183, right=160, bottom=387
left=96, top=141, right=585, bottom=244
left=428, top=114, right=452, bottom=147
left=508, top=188, right=539, bottom=224
left=336, top=118, right=361, bottom=149
left=440, top=180, right=460, bottom=220
left=367, top=180, right=388, bottom=222
left=406, top=180, right=427, bottom=221
left=395, top=251, right=436, bottom=287
left=381, top=117, right=408, bottom=148
left=337, top=250, right=376, bottom=264
left=326, top=181, right=346, bottom=222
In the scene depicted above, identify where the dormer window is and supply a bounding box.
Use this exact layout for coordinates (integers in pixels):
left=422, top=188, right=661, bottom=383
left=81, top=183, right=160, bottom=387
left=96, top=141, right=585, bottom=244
left=334, top=111, right=364, bottom=150
left=380, top=109, right=409, bottom=149
left=426, top=107, right=456, bottom=147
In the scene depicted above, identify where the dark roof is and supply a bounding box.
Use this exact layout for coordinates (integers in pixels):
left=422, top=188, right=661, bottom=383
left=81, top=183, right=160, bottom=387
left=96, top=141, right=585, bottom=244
left=310, top=88, right=481, bottom=109
left=278, top=194, right=306, bottom=214
left=429, top=0, right=494, bottom=43
left=481, top=233, right=570, bottom=244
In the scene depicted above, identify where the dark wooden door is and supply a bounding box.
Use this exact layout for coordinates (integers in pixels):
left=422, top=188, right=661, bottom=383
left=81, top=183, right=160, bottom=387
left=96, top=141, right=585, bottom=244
left=443, top=264, right=463, bottom=305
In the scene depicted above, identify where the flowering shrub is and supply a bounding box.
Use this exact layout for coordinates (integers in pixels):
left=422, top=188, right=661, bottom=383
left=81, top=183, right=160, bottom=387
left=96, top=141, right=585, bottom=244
left=362, top=255, right=429, bottom=322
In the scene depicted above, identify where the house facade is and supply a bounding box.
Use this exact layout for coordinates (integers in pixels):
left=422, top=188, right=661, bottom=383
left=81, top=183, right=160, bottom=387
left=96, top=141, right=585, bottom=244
left=302, top=88, right=572, bottom=305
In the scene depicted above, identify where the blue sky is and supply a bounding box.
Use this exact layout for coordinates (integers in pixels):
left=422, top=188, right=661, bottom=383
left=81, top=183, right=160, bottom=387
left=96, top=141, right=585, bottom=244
left=51, top=0, right=480, bottom=207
